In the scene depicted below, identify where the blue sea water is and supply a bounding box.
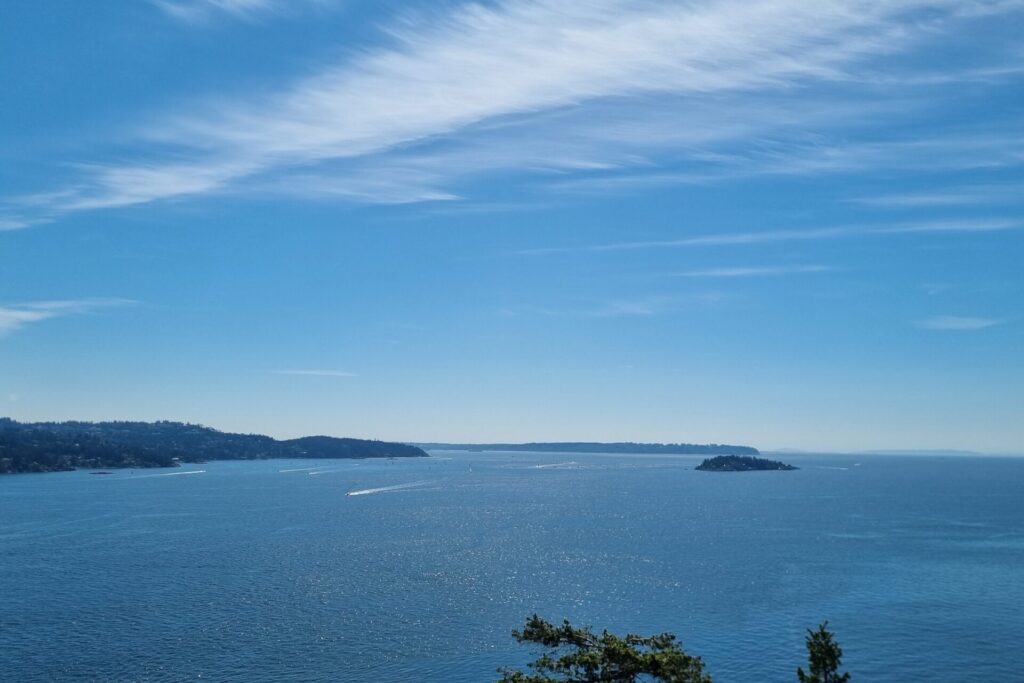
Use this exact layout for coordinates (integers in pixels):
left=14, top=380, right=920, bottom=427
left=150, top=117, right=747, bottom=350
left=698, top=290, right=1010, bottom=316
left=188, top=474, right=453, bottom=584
left=1, top=451, right=1022, bottom=682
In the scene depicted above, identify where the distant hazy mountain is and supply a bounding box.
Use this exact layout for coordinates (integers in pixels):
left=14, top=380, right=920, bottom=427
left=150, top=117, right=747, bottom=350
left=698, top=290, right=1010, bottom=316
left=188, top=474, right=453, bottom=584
left=0, top=418, right=427, bottom=474
left=856, top=448, right=986, bottom=456
left=417, top=441, right=759, bottom=455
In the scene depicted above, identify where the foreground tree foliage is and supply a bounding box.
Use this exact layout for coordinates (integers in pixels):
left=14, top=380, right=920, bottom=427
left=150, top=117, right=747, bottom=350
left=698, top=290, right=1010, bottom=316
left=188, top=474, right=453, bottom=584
left=500, top=616, right=851, bottom=683
left=497, top=615, right=712, bottom=683
left=797, top=622, right=850, bottom=683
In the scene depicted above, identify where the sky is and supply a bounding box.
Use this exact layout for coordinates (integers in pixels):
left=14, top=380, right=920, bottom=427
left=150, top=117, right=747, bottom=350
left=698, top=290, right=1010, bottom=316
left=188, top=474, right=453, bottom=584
left=1, top=0, right=1022, bottom=452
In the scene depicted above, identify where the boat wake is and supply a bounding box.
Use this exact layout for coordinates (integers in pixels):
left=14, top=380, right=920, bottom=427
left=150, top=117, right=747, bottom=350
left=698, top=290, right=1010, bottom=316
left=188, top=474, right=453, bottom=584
left=531, top=461, right=580, bottom=469
left=346, top=480, right=436, bottom=497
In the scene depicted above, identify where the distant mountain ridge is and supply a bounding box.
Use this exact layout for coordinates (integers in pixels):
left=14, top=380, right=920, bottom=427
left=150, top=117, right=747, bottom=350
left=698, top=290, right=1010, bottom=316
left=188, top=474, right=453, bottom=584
left=417, top=441, right=759, bottom=455
left=0, top=419, right=427, bottom=474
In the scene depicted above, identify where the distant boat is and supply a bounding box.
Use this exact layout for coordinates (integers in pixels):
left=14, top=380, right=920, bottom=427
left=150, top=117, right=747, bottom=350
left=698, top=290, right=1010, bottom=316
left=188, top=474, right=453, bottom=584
left=89, top=471, right=113, bottom=475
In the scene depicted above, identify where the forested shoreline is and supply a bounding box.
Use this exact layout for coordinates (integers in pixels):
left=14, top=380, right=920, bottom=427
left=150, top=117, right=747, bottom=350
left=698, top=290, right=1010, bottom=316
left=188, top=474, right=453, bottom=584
left=418, top=441, right=759, bottom=455
left=0, top=419, right=427, bottom=474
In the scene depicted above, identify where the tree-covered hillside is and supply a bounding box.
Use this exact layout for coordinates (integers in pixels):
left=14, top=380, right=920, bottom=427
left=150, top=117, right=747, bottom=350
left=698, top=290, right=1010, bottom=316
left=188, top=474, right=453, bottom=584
left=419, top=441, right=759, bottom=455
left=0, top=419, right=427, bottom=474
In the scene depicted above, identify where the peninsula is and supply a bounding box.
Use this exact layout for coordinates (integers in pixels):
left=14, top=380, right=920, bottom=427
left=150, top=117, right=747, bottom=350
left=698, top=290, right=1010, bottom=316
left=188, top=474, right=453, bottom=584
left=695, top=455, right=797, bottom=472
left=0, top=419, right=427, bottom=474
left=418, top=441, right=759, bottom=455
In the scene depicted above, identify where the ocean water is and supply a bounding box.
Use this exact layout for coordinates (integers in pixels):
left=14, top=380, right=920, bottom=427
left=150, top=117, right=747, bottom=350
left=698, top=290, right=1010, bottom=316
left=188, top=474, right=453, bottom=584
left=1, top=451, right=1022, bottom=682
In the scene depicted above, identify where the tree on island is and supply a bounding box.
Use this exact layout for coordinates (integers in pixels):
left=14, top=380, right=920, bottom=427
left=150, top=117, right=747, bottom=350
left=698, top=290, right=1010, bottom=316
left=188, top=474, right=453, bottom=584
left=694, top=454, right=796, bottom=472
left=498, top=616, right=850, bottom=683
left=797, top=623, right=850, bottom=683
left=497, top=615, right=712, bottom=683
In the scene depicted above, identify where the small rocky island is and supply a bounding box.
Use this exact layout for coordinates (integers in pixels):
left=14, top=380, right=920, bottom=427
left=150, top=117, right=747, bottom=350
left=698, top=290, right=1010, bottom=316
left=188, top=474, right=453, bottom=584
left=695, top=455, right=797, bottom=472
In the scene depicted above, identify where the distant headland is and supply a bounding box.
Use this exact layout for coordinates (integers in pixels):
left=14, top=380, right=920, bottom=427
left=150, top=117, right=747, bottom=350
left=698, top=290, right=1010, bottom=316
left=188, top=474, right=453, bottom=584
left=0, top=418, right=427, bottom=474
left=418, top=441, right=760, bottom=455
left=695, top=455, right=796, bottom=472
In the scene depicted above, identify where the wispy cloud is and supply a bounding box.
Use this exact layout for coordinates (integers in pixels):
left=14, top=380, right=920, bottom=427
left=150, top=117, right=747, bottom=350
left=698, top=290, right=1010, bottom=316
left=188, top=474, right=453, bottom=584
left=915, top=315, right=1001, bottom=331
left=876, top=219, right=1020, bottom=234
left=0, top=218, right=36, bottom=231
left=7, top=0, right=1024, bottom=222
left=854, top=192, right=988, bottom=207
left=519, top=227, right=853, bottom=255
left=847, top=63, right=1024, bottom=87
left=674, top=265, right=832, bottom=278
left=852, top=184, right=1024, bottom=208
left=151, top=0, right=330, bottom=23
left=271, top=369, right=358, bottom=377
left=587, top=297, right=676, bottom=318
left=517, top=219, right=1020, bottom=255
left=499, top=295, right=683, bottom=319
left=58, top=160, right=261, bottom=211
left=547, top=129, right=1024, bottom=195
left=0, top=299, right=135, bottom=337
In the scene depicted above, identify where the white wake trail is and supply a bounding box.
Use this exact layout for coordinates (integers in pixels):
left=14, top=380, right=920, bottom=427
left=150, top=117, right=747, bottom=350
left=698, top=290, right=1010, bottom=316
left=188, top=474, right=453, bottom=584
left=346, top=480, right=436, bottom=497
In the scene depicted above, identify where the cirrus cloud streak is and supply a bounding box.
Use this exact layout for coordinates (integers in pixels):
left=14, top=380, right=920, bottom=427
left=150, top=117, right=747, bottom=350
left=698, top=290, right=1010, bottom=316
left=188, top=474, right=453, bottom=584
left=5, top=0, right=1023, bottom=225
left=915, top=315, right=1001, bottom=331
left=0, top=299, right=136, bottom=338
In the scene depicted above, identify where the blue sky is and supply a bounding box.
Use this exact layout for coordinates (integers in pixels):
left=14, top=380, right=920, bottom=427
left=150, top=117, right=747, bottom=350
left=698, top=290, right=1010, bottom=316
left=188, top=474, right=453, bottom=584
left=1, top=0, right=1022, bottom=452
